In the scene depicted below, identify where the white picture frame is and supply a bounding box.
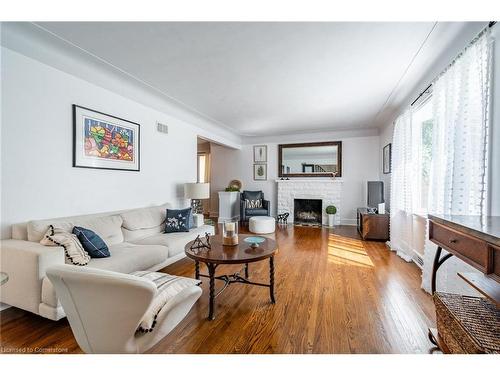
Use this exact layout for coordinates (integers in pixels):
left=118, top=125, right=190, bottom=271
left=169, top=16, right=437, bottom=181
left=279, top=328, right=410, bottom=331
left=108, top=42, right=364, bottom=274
left=253, top=145, right=267, bottom=163
left=254, top=164, right=267, bottom=181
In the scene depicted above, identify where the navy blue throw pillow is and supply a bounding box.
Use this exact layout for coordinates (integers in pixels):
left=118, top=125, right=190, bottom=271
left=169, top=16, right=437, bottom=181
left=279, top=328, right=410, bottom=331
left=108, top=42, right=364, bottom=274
left=72, top=226, right=110, bottom=258
left=165, top=208, right=191, bottom=233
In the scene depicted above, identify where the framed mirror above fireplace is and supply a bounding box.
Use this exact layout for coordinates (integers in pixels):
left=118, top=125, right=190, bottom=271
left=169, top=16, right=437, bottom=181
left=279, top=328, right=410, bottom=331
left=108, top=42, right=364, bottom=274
left=278, top=141, right=342, bottom=178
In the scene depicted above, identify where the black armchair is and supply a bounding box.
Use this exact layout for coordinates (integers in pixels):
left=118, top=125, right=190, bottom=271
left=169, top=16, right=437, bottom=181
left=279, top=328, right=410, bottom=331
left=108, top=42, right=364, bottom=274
left=240, top=190, right=270, bottom=222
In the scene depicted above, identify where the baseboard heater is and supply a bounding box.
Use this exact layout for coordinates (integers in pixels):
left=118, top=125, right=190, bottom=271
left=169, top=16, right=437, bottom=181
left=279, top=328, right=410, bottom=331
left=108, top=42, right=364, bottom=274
left=413, top=253, right=424, bottom=269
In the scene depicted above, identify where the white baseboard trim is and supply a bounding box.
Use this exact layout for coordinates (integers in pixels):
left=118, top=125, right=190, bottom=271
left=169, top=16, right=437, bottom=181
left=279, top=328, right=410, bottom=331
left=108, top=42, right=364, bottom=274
left=210, top=213, right=356, bottom=225
left=0, top=302, right=11, bottom=311
left=340, top=218, right=357, bottom=226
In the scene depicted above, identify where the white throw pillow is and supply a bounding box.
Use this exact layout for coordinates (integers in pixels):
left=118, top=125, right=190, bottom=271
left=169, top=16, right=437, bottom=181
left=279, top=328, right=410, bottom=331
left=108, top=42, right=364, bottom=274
left=245, top=199, right=263, bottom=209
left=40, top=225, right=90, bottom=266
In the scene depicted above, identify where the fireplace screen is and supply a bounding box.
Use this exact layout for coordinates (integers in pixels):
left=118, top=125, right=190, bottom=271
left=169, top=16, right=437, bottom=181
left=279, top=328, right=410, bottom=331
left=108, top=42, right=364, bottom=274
left=294, top=199, right=322, bottom=225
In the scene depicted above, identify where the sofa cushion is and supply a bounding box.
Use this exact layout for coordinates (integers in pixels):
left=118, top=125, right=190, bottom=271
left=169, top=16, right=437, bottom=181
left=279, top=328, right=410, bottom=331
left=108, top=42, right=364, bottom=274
left=245, top=208, right=269, bottom=216
left=87, top=242, right=169, bottom=274
left=28, top=215, right=124, bottom=245
left=120, top=204, right=170, bottom=242
left=120, top=204, right=170, bottom=231
left=132, top=225, right=215, bottom=257
left=122, top=225, right=164, bottom=243
left=72, top=226, right=110, bottom=258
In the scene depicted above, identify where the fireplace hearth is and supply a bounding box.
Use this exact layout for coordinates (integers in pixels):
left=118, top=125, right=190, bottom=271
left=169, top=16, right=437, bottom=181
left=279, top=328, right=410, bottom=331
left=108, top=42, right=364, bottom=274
left=294, top=198, right=322, bottom=226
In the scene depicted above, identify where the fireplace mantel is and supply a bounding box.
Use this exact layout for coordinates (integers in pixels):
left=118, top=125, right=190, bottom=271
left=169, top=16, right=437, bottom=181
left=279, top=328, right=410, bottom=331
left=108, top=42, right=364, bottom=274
left=276, top=179, right=344, bottom=183
left=276, top=179, right=343, bottom=226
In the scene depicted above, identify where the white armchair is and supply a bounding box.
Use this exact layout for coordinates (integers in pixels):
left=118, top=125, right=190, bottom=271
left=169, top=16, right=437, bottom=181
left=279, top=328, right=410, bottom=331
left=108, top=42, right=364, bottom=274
left=46, top=265, right=202, bottom=353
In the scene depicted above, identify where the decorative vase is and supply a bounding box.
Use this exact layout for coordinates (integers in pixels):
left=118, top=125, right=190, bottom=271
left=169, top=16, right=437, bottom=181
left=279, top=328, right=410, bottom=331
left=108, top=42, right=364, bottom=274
left=222, top=220, right=239, bottom=246
left=328, top=214, right=335, bottom=228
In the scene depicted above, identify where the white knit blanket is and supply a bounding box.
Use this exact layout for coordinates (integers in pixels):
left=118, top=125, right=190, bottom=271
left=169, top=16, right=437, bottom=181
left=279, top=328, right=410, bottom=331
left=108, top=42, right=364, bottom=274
left=40, top=225, right=90, bottom=266
left=132, top=271, right=201, bottom=333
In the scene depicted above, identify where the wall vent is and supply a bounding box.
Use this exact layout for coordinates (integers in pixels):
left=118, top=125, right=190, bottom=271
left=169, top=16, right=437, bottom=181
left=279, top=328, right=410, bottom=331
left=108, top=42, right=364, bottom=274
left=157, top=122, right=169, bottom=134
left=413, top=253, right=424, bottom=269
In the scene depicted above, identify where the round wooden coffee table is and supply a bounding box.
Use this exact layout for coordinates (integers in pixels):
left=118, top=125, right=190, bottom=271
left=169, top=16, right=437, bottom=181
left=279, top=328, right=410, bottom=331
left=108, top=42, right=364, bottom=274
left=185, top=234, right=278, bottom=320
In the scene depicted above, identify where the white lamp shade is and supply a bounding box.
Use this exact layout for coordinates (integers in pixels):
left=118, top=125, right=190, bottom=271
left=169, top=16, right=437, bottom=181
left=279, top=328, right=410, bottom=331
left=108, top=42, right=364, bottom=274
left=184, top=183, right=210, bottom=199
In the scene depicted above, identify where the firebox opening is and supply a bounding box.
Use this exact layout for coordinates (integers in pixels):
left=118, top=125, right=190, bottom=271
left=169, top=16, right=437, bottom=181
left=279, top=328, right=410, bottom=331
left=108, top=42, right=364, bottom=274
left=294, top=199, right=322, bottom=226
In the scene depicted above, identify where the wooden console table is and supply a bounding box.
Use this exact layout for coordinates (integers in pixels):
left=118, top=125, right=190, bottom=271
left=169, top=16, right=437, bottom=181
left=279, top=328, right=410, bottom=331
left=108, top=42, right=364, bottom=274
left=427, top=214, right=500, bottom=352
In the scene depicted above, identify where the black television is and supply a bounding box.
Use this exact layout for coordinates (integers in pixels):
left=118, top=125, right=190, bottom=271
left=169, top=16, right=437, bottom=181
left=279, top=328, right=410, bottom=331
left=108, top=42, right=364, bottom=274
left=367, top=181, right=384, bottom=208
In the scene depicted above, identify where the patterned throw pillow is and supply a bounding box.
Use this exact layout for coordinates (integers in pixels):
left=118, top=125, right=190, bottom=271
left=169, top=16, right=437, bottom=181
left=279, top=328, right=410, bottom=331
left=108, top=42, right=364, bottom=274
left=40, top=225, right=90, bottom=266
left=165, top=208, right=191, bottom=233
left=72, top=226, right=110, bottom=258
left=245, top=199, right=262, bottom=209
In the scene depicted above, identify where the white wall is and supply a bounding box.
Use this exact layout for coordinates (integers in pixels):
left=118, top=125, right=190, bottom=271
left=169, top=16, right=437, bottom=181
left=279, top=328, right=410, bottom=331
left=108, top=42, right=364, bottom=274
left=0, top=47, right=221, bottom=238
left=1, top=22, right=242, bottom=149
left=379, top=122, right=394, bottom=210
left=211, top=135, right=380, bottom=225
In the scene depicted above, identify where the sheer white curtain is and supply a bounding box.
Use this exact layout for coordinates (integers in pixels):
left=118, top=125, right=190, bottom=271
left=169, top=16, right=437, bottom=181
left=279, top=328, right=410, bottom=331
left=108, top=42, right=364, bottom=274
left=421, top=29, right=492, bottom=293
left=388, top=109, right=418, bottom=262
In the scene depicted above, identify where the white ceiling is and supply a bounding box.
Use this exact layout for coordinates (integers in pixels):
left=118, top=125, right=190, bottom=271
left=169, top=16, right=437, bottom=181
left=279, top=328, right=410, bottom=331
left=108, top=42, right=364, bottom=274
left=34, top=22, right=483, bottom=137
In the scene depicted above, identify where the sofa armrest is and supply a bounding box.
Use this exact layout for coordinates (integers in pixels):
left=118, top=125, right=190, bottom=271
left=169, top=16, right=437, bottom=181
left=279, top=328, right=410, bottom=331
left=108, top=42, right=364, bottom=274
left=0, top=239, right=65, bottom=314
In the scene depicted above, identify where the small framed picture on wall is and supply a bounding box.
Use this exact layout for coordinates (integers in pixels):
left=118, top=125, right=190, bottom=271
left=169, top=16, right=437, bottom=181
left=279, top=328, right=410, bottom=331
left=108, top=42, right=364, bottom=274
left=254, top=164, right=267, bottom=181
left=253, top=145, right=267, bottom=163
left=383, top=143, right=392, bottom=174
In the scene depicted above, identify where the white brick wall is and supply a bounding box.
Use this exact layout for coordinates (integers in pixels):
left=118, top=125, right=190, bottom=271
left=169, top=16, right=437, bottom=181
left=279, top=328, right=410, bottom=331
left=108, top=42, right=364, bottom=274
left=277, top=179, right=343, bottom=225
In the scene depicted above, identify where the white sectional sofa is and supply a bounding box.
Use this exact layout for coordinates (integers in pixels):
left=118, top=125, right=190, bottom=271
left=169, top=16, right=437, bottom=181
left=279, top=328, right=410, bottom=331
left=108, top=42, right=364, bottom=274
left=0, top=203, right=214, bottom=320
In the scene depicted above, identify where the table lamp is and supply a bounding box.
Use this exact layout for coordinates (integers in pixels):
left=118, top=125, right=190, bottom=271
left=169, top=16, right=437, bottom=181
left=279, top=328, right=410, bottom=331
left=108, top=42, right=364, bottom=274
left=184, top=182, right=210, bottom=214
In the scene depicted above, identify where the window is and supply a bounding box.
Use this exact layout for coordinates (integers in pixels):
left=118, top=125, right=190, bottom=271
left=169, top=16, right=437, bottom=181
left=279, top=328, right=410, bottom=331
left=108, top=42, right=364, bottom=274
left=411, top=96, right=433, bottom=213
left=197, top=154, right=207, bottom=183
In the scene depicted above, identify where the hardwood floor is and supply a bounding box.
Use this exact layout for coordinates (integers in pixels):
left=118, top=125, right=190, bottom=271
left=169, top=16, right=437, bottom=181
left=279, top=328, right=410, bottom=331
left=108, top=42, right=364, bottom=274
left=0, top=225, right=435, bottom=354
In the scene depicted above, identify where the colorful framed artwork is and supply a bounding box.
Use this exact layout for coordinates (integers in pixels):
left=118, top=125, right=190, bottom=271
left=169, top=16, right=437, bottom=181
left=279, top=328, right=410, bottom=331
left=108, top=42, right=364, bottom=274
left=73, top=105, right=140, bottom=171
left=383, top=143, right=391, bottom=174
left=253, top=145, right=267, bottom=163
left=254, top=164, right=267, bottom=181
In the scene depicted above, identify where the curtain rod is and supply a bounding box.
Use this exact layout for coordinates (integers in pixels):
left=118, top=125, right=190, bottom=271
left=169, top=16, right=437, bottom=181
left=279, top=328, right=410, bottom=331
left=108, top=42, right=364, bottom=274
left=410, top=84, right=432, bottom=106
left=410, top=21, right=496, bottom=107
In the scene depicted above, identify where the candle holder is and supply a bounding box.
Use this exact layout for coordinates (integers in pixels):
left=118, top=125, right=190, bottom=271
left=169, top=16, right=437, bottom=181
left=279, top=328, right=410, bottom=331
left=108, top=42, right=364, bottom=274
left=222, top=220, right=239, bottom=246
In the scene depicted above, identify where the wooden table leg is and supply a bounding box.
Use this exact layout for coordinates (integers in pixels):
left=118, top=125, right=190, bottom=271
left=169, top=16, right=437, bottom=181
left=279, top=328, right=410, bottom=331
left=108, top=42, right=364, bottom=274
left=270, top=256, right=275, bottom=303
left=207, top=263, right=217, bottom=320
left=195, top=260, right=200, bottom=280
left=245, top=263, right=249, bottom=279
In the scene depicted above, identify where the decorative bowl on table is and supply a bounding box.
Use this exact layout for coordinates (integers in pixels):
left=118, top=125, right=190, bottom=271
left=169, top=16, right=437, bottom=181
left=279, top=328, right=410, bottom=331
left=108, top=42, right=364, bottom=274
left=244, top=236, right=266, bottom=248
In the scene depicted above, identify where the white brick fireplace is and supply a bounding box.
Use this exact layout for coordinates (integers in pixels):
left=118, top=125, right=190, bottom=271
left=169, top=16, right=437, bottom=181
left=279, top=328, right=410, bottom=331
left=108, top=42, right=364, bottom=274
left=277, top=179, right=343, bottom=225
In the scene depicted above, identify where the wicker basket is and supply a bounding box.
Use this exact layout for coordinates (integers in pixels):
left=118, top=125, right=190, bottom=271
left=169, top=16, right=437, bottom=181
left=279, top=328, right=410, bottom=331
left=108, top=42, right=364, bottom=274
left=434, top=292, right=500, bottom=354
